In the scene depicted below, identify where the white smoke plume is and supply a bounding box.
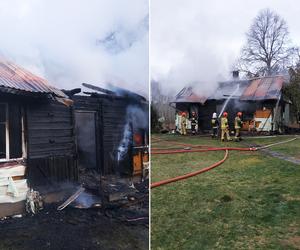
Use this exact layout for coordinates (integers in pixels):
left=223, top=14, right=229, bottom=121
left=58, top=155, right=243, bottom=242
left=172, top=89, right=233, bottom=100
left=117, top=105, right=148, bottom=162
left=117, top=122, right=132, bottom=162
left=0, top=0, right=148, bottom=95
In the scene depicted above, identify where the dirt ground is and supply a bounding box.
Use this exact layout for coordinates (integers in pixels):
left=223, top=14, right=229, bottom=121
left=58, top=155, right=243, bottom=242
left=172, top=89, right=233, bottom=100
left=0, top=205, right=148, bottom=250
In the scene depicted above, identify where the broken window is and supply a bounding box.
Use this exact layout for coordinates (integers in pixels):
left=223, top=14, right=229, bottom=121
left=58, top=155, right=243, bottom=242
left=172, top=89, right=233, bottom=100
left=0, top=103, right=23, bottom=161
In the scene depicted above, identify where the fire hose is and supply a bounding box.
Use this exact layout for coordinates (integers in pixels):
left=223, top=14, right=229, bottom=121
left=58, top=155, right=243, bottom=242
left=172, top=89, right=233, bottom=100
left=151, top=150, right=229, bottom=188
left=152, top=146, right=256, bottom=154
left=151, top=137, right=297, bottom=189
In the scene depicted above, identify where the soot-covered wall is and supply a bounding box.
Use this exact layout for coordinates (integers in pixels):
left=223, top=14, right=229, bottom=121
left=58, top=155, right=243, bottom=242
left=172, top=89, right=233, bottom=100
left=26, top=100, right=78, bottom=185
left=73, top=94, right=148, bottom=176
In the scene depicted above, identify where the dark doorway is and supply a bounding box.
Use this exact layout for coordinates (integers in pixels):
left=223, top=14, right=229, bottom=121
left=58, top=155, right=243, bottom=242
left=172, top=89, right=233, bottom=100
left=75, top=111, right=97, bottom=169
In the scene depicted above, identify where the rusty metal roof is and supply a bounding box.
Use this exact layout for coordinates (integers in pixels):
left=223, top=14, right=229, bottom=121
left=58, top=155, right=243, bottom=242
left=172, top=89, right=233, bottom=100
left=0, top=60, right=67, bottom=98
left=240, top=76, right=284, bottom=100
left=174, top=76, right=285, bottom=103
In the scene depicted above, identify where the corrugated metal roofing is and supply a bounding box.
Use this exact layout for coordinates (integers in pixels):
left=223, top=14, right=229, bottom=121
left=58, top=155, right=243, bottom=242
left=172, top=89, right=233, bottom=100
left=174, top=86, right=207, bottom=104
left=174, top=76, right=285, bottom=103
left=209, top=80, right=249, bottom=100
left=0, top=60, right=67, bottom=98
left=240, top=76, right=284, bottom=100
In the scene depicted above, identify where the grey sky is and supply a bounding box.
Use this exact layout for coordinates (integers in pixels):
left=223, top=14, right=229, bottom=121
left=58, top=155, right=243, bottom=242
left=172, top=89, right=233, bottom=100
left=151, top=0, right=300, bottom=94
left=0, top=0, right=148, bottom=95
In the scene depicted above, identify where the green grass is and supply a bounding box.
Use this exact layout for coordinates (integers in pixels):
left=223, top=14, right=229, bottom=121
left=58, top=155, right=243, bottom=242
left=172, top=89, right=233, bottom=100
left=246, top=135, right=300, bottom=159
left=151, top=134, right=300, bottom=250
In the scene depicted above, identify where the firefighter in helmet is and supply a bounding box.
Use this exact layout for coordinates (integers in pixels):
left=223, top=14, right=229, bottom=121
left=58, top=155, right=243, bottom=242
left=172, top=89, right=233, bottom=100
left=221, top=112, right=231, bottom=141
left=211, top=112, right=219, bottom=138
left=234, top=112, right=243, bottom=141
left=190, top=111, right=198, bottom=135
left=181, top=112, right=187, bottom=135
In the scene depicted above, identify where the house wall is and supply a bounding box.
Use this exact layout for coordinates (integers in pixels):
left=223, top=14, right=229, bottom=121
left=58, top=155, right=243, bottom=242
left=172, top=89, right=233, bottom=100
left=175, top=99, right=285, bottom=133
left=198, top=101, right=217, bottom=131
left=73, top=95, right=148, bottom=176
left=72, top=96, right=103, bottom=174
left=25, top=100, right=78, bottom=186
left=176, top=101, right=217, bottom=132
left=1, top=92, right=148, bottom=187
left=101, top=96, right=131, bottom=175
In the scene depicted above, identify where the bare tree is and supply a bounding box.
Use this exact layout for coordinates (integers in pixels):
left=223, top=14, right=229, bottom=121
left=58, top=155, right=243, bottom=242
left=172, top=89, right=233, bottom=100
left=237, top=9, right=297, bottom=77
left=151, top=80, right=176, bottom=130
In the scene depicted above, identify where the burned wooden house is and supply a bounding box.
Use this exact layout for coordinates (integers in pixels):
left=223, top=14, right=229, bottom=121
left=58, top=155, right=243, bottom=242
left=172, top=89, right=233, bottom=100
left=173, top=75, right=298, bottom=133
left=0, top=60, right=149, bottom=217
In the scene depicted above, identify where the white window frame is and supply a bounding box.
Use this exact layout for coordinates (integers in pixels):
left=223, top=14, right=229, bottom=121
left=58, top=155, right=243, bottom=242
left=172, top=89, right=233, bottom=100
left=0, top=103, right=9, bottom=161
left=0, top=103, right=25, bottom=163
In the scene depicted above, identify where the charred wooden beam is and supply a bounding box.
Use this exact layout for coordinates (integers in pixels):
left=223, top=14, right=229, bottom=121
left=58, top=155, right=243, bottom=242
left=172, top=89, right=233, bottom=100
left=107, top=83, right=147, bottom=102
left=62, top=88, right=81, bottom=97
left=82, top=83, right=116, bottom=95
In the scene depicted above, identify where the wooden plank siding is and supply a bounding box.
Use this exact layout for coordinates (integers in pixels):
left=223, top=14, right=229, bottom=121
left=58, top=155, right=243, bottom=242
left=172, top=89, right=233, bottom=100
left=72, top=96, right=103, bottom=174
left=73, top=95, right=136, bottom=176
left=101, top=97, right=131, bottom=175
left=26, top=102, right=75, bottom=158
left=25, top=101, right=78, bottom=185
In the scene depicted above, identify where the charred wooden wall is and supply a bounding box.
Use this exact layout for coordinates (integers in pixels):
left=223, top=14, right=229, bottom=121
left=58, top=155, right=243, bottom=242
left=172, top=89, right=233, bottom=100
left=102, top=96, right=133, bottom=175
left=198, top=101, right=217, bottom=131
left=72, top=96, right=102, bottom=173
left=25, top=100, right=77, bottom=186
left=73, top=95, right=133, bottom=176
left=176, top=102, right=214, bottom=132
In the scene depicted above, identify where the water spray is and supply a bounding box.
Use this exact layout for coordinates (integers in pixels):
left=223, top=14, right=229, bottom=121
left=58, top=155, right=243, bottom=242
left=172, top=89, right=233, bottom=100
left=218, top=84, right=240, bottom=118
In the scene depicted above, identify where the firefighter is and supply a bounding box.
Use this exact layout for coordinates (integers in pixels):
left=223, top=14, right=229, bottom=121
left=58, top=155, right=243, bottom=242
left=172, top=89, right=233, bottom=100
left=234, top=112, right=243, bottom=141
left=211, top=112, right=219, bottom=138
left=221, top=112, right=231, bottom=141
left=190, top=111, right=198, bottom=135
left=181, top=112, right=187, bottom=135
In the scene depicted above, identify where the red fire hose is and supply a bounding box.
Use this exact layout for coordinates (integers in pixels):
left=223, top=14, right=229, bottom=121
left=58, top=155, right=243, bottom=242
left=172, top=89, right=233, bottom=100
left=151, top=150, right=229, bottom=188
left=151, top=137, right=297, bottom=189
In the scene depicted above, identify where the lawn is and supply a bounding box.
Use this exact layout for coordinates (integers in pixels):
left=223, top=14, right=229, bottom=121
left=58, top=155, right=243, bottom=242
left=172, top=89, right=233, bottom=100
left=151, top=134, right=300, bottom=250
left=246, top=135, right=300, bottom=159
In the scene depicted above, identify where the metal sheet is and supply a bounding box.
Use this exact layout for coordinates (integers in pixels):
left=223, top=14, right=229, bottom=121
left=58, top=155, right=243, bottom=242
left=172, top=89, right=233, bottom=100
left=174, top=86, right=207, bottom=104
left=241, top=76, right=284, bottom=100
left=0, top=60, right=67, bottom=98
left=174, top=76, right=285, bottom=104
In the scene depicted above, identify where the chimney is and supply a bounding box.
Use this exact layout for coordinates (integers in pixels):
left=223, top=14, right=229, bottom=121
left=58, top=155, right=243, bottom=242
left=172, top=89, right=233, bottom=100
left=232, top=70, right=239, bottom=79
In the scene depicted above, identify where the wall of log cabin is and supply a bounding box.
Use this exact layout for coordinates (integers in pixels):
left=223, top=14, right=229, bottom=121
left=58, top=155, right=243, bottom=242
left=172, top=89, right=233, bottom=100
left=72, top=96, right=103, bottom=174
left=0, top=92, right=147, bottom=185
left=73, top=95, right=133, bottom=176
left=25, top=100, right=78, bottom=186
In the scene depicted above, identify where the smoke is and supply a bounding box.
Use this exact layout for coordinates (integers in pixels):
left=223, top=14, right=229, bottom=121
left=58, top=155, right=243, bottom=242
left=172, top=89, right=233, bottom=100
left=125, top=105, right=148, bottom=130
left=74, top=191, right=99, bottom=208
left=153, top=46, right=227, bottom=97
left=151, top=0, right=237, bottom=96
left=117, top=105, right=148, bottom=162
left=0, top=0, right=148, bottom=95
left=117, top=122, right=132, bottom=162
